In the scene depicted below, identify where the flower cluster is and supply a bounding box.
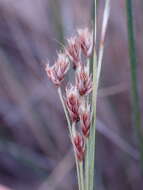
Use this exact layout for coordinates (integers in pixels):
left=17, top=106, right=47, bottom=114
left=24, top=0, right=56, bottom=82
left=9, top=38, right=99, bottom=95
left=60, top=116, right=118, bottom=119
left=45, top=28, right=93, bottom=161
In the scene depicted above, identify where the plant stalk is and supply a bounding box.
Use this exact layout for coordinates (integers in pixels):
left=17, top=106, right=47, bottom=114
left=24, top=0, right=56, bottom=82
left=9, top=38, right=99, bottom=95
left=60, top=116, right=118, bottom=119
left=126, top=0, right=143, bottom=170
left=88, top=0, right=97, bottom=189
left=79, top=161, right=85, bottom=190
left=58, top=87, right=72, bottom=136
left=72, top=123, right=82, bottom=190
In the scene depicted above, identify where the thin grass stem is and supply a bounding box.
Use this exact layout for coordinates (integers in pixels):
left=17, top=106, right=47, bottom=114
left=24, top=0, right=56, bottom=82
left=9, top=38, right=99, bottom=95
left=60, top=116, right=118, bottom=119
left=79, top=161, right=85, bottom=190
left=72, top=123, right=82, bottom=190
left=97, top=0, right=110, bottom=87
left=85, top=138, right=89, bottom=190
left=58, top=87, right=72, bottom=136
left=89, top=1, right=110, bottom=190
left=85, top=58, right=90, bottom=190
left=89, top=48, right=97, bottom=190
left=76, top=156, right=82, bottom=190
left=88, top=0, right=97, bottom=189
left=126, top=0, right=143, bottom=171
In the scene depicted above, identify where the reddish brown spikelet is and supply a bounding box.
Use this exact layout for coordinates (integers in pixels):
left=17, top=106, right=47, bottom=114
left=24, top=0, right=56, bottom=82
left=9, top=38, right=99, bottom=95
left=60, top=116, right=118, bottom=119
left=76, top=65, right=92, bottom=96
left=77, top=28, right=93, bottom=57
left=65, top=36, right=81, bottom=69
left=66, top=85, right=80, bottom=122
left=73, top=132, right=85, bottom=161
left=80, top=104, right=91, bottom=138
left=45, top=53, right=70, bottom=86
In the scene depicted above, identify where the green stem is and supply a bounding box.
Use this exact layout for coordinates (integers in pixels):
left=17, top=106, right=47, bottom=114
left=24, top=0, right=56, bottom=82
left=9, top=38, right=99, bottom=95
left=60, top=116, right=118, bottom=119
left=89, top=48, right=97, bottom=190
left=92, top=0, right=97, bottom=43
left=79, top=161, right=85, bottom=190
left=89, top=1, right=110, bottom=190
left=76, top=157, right=82, bottom=190
left=88, top=0, right=97, bottom=189
left=85, top=138, right=89, bottom=190
left=126, top=0, right=143, bottom=170
left=85, top=57, right=90, bottom=190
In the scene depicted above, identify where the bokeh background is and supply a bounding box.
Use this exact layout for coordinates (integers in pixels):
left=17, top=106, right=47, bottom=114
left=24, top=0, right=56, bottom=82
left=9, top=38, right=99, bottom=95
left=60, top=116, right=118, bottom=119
left=0, top=0, right=143, bottom=189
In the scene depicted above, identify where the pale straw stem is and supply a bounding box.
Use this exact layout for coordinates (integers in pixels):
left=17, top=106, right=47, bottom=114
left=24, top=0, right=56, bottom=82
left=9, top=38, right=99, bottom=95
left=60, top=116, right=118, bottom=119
left=97, top=0, right=111, bottom=87
left=72, top=122, right=82, bottom=190
left=85, top=138, right=89, bottom=190
left=58, top=87, right=72, bottom=136
left=79, top=161, right=85, bottom=190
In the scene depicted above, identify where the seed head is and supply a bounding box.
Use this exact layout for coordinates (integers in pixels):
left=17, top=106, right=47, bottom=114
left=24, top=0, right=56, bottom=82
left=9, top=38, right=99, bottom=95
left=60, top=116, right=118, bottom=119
left=65, top=36, right=81, bottom=69
left=79, top=104, right=91, bottom=138
left=75, top=65, right=92, bottom=96
left=45, top=53, right=70, bottom=86
left=77, top=28, right=93, bottom=57
left=65, top=85, right=80, bottom=122
left=73, top=132, right=85, bottom=161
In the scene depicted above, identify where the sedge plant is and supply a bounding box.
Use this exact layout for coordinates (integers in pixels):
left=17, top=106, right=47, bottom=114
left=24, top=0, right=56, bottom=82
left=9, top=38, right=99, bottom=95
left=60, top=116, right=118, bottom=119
left=45, top=0, right=110, bottom=189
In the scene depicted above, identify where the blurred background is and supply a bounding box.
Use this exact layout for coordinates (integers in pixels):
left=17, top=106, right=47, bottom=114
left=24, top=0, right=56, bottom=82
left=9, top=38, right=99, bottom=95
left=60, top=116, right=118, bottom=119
left=0, top=0, right=143, bottom=189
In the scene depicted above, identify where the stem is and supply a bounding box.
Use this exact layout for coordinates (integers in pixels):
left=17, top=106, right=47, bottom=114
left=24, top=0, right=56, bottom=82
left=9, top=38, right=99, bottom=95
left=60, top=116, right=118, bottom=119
left=58, top=87, right=72, bottom=136
left=89, top=48, right=97, bottom=190
left=79, top=161, right=85, bottom=190
left=58, top=89, right=82, bottom=189
left=126, top=0, right=143, bottom=170
left=88, top=0, right=97, bottom=189
left=72, top=123, right=82, bottom=190
left=97, top=0, right=110, bottom=87
left=76, top=156, right=82, bottom=190
left=89, top=1, right=110, bottom=190
left=85, top=138, right=89, bottom=190
left=92, top=0, right=97, bottom=43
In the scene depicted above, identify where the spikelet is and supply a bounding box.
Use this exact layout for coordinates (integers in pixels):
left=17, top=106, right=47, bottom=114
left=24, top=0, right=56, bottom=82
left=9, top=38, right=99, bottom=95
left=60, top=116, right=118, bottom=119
left=77, top=28, right=93, bottom=57
left=45, top=53, right=70, bottom=86
left=73, top=131, right=85, bottom=161
left=65, top=36, right=81, bottom=69
left=79, top=103, right=91, bottom=138
left=75, top=65, right=92, bottom=96
left=65, top=85, right=80, bottom=122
